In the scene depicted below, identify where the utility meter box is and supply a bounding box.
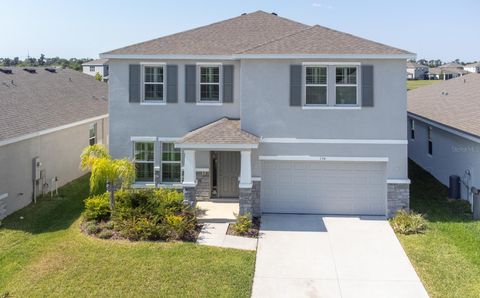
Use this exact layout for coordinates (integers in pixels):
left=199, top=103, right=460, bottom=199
left=33, top=157, right=41, bottom=181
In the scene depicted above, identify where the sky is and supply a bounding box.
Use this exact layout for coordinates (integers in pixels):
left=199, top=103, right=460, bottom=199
left=2, top=0, right=479, bottom=62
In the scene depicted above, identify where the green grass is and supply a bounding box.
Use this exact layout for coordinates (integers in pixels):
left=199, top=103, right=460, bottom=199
left=0, top=175, right=255, bottom=297
left=396, top=161, right=480, bottom=298
left=407, top=80, right=442, bottom=90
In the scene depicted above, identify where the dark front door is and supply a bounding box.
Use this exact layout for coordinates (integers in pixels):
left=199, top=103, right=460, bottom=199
left=217, top=151, right=240, bottom=198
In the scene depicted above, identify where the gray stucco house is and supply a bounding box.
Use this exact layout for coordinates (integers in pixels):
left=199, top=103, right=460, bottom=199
left=0, top=67, right=108, bottom=219
left=101, top=11, right=414, bottom=218
left=408, top=74, right=480, bottom=204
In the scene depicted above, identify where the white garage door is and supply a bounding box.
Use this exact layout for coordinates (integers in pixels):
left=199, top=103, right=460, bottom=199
left=261, top=161, right=387, bottom=215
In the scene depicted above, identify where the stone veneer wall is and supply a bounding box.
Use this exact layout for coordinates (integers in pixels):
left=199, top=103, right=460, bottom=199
left=387, top=183, right=410, bottom=218
left=0, top=195, right=7, bottom=220
left=195, top=171, right=210, bottom=201
left=239, top=181, right=261, bottom=217
left=183, top=187, right=196, bottom=207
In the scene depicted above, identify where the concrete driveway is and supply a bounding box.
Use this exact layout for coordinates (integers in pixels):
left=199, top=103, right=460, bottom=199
left=252, top=214, right=428, bottom=298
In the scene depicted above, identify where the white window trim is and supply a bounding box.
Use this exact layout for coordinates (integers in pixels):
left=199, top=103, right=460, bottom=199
left=303, top=65, right=328, bottom=107
left=427, top=126, right=433, bottom=156
left=334, top=65, right=360, bottom=107
left=141, top=63, right=166, bottom=103
left=197, top=64, right=223, bottom=103
left=89, top=123, right=97, bottom=145
left=160, top=141, right=182, bottom=184
left=410, top=119, right=415, bottom=140
left=133, top=141, right=155, bottom=183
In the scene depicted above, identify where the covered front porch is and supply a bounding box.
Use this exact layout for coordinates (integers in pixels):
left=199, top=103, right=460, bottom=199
left=175, top=118, right=261, bottom=216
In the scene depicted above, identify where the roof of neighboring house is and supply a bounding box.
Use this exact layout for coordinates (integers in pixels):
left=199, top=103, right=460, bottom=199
left=176, top=118, right=259, bottom=145
left=102, top=11, right=412, bottom=56
left=408, top=73, right=480, bottom=137
left=439, top=62, right=464, bottom=69
left=428, top=67, right=442, bottom=75
left=407, top=61, right=428, bottom=69
left=82, top=58, right=109, bottom=66
left=465, top=62, right=480, bottom=68
left=0, top=67, right=108, bottom=142
left=442, top=68, right=469, bottom=75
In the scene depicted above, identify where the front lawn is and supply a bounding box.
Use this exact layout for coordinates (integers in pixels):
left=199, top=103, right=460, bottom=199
left=0, top=175, right=255, bottom=297
left=396, top=161, right=480, bottom=298
left=407, top=79, right=441, bottom=90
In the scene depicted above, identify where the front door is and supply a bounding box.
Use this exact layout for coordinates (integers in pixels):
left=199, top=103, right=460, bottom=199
left=217, top=151, right=240, bottom=198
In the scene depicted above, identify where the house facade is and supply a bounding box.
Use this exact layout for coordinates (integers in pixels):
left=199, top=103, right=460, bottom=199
left=408, top=74, right=480, bottom=205
left=102, top=11, right=413, bottom=218
left=82, top=58, right=109, bottom=81
left=0, top=67, right=108, bottom=219
left=407, top=61, right=428, bottom=79
left=464, top=62, right=480, bottom=73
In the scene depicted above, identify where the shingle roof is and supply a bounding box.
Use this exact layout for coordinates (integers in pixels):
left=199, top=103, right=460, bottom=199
left=408, top=73, right=480, bottom=137
left=103, top=11, right=411, bottom=56
left=465, top=62, right=480, bottom=68
left=407, top=61, right=427, bottom=68
left=0, top=67, right=108, bottom=141
left=176, top=118, right=259, bottom=145
left=440, top=62, right=464, bottom=69
left=82, top=58, right=109, bottom=66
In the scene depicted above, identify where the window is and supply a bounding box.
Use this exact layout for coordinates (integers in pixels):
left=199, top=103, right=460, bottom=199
left=335, top=67, right=358, bottom=105
left=427, top=126, right=433, bottom=155
left=89, top=123, right=97, bottom=145
left=143, top=66, right=164, bottom=101
left=200, top=66, right=220, bottom=101
left=161, top=142, right=181, bottom=183
left=134, top=142, right=154, bottom=182
left=89, top=66, right=95, bottom=72
left=305, top=66, right=327, bottom=105
left=410, top=119, right=415, bottom=140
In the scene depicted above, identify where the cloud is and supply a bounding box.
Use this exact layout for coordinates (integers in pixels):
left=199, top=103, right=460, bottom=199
left=312, top=2, right=322, bottom=7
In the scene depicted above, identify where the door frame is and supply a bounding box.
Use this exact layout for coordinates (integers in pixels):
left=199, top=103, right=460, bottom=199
left=212, top=151, right=240, bottom=198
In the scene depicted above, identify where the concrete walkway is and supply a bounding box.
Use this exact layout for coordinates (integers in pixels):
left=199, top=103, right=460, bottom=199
left=196, top=200, right=257, bottom=251
left=252, top=214, right=428, bottom=298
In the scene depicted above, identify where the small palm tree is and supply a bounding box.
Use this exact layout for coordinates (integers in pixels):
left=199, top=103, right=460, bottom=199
left=80, top=145, right=135, bottom=209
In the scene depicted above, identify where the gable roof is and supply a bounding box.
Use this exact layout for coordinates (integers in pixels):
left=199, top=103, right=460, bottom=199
left=407, top=61, right=427, bottom=68
left=440, top=62, right=464, bottom=69
left=408, top=73, right=480, bottom=138
left=0, top=67, right=108, bottom=142
left=176, top=118, right=259, bottom=146
left=82, top=58, right=109, bottom=66
left=102, top=11, right=412, bottom=57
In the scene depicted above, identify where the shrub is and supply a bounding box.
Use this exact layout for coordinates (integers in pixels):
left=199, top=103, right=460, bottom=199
left=98, top=230, right=114, bottom=239
left=84, top=193, right=111, bottom=221
left=233, top=213, right=253, bottom=235
left=391, top=210, right=427, bottom=235
left=117, top=217, right=163, bottom=241
left=85, top=221, right=101, bottom=234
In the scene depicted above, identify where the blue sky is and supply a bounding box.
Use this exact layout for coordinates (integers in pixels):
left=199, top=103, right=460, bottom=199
left=2, top=0, right=479, bottom=62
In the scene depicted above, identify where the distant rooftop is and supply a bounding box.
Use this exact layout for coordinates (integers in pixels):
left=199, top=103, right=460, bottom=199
left=82, top=58, right=109, bottom=66
left=0, top=67, right=108, bottom=141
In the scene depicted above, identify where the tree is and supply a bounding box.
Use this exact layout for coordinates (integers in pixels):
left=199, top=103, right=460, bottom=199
left=94, top=72, right=103, bottom=81
left=80, top=145, right=135, bottom=209
left=38, top=54, right=46, bottom=66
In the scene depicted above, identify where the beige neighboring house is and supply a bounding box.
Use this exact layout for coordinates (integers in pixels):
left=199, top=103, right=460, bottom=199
left=82, top=58, right=109, bottom=81
left=406, top=61, right=428, bottom=79
left=0, top=67, right=108, bottom=219
left=428, top=63, right=468, bottom=80
left=464, top=62, right=480, bottom=73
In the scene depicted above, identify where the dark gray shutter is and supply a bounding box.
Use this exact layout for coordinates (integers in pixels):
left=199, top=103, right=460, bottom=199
left=290, top=65, right=302, bottom=106
left=361, top=65, right=374, bottom=107
left=223, top=65, right=234, bottom=103
left=185, top=65, right=196, bottom=103
left=129, top=64, right=141, bottom=103
left=166, top=65, right=178, bottom=103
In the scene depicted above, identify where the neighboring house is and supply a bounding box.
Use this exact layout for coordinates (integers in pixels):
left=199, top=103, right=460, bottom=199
left=464, top=62, right=480, bottom=73
left=82, top=58, right=109, bottom=81
left=408, top=74, right=480, bottom=205
left=427, top=66, right=468, bottom=80
left=407, top=61, right=428, bottom=79
left=0, top=67, right=108, bottom=219
left=101, top=11, right=414, bottom=218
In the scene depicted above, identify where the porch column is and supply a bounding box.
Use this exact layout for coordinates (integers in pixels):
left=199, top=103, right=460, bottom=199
left=239, top=150, right=253, bottom=216
left=182, top=150, right=197, bottom=206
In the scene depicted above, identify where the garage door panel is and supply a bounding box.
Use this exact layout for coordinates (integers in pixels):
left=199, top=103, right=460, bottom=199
left=261, top=161, right=386, bottom=215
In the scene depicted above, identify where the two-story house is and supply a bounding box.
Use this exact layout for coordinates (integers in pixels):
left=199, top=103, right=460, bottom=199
left=101, top=11, right=414, bottom=218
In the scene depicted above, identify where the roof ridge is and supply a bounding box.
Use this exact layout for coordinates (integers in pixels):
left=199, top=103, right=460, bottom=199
left=180, top=117, right=229, bottom=142
left=237, top=25, right=313, bottom=54
left=102, top=11, right=307, bottom=55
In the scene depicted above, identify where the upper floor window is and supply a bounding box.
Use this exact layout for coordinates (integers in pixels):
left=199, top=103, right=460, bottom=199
left=89, top=123, right=97, bottom=145
left=200, top=66, right=220, bottom=102
left=427, top=126, right=433, bottom=155
left=410, top=119, right=415, bottom=140
left=305, top=66, right=327, bottom=105
left=161, top=142, right=181, bottom=183
left=144, top=66, right=164, bottom=101
left=89, top=66, right=95, bottom=72
left=335, top=67, right=357, bottom=105
left=134, top=142, right=154, bottom=182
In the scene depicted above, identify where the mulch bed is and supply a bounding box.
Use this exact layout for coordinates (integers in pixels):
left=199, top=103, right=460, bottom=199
left=226, top=217, right=260, bottom=238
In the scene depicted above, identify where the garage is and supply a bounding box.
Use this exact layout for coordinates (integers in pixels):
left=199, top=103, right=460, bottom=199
left=261, top=160, right=387, bottom=215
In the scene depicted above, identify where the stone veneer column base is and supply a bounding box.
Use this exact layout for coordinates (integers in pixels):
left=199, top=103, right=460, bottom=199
left=387, top=183, right=410, bottom=218
left=183, top=186, right=197, bottom=207
left=239, top=181, right=261, bottom=217
left=195, top=171, right=210, bottom=200
left=0, top=194, right=7, bottom=220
